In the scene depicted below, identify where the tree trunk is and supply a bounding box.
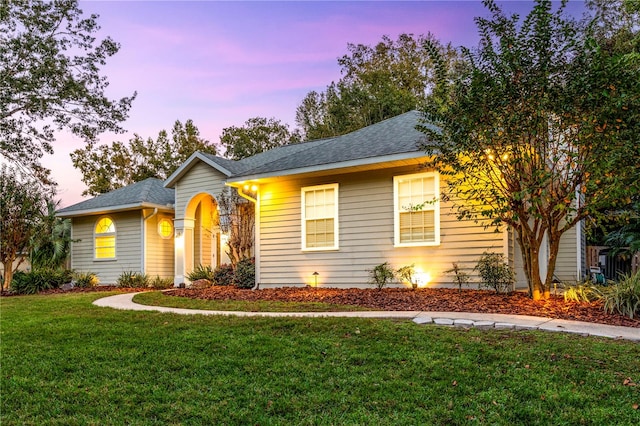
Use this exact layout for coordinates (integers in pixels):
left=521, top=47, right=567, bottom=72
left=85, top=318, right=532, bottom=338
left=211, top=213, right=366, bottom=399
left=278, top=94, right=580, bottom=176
left=543, top=228, right=563, bottom=299
left=2, top=260, right=14, bottom=291
left=515, top=227, right=546, bottom=300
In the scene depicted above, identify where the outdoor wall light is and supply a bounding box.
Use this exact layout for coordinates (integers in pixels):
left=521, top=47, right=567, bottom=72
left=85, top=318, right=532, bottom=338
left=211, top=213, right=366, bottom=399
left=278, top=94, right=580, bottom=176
left=312, top=271, right=319, bottom=287
left=175, top=229, right=184, bottom=238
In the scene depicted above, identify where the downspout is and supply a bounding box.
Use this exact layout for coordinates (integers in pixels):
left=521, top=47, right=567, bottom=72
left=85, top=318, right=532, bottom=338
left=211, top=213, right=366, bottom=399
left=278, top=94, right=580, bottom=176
left=141, top=208, right=159, bottom=274
left=230, top=184, right=259, bottom=290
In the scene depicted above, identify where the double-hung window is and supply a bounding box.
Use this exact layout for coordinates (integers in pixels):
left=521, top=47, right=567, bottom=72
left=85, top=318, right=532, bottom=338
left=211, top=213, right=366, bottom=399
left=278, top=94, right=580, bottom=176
left=95, top=216, right=116, bottom=259
left=302, top=184, right=339, bottom=250
left=394, top=172, right=440, bottom=246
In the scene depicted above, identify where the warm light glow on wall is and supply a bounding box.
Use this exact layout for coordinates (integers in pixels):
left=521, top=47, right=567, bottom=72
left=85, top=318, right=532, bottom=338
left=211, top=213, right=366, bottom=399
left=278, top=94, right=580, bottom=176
left=414, top=268, right=432, bottom=288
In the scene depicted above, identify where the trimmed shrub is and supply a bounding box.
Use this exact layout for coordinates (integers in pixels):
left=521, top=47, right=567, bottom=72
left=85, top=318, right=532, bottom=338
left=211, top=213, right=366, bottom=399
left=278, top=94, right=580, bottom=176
left=148, top=275, right=174, bottom=289
left=74, top=271, right=99, bottom=288
left=10, top=268, right=72, bottom=294
left=367, top=262, right=395, bottom=290
left=186, top=264, right=215, bottom=282
left=445, top=262, right=471, bottom=293
left=117, top=271, right=148, bottom=288
left=475, top=252, right=515, bottom=294
left=212, top=264, right=234, bottom=286
left=396, top=264, right=416, bottom=288
left=602, top=272, right=640, bottom=319
left=233, top=258, right=255, bottom=289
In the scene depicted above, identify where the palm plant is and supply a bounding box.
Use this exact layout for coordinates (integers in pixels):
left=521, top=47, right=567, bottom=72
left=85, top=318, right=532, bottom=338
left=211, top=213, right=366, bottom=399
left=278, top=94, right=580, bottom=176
left=29, top=200, right=72, bottom=270
left=604, top=201, right=640, bottom=258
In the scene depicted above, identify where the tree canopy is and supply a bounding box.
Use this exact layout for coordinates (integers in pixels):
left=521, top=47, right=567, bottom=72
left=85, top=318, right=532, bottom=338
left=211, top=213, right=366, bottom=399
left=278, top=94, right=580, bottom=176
left=421, top=0, right=640, bottom=299
left=71, top=119, right=216, bottom=196
left=220, top=117, right=301, bottom=160
left=295, top=33, right=459, bottom=140
left=0, top=0, right=135, bottom=179
left=0, top=165, right=52, bottom=290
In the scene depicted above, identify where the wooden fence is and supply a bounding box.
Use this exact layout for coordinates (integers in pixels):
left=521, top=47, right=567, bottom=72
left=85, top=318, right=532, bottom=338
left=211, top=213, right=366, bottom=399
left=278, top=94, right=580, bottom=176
left=586, top=246, right=639, bottom=280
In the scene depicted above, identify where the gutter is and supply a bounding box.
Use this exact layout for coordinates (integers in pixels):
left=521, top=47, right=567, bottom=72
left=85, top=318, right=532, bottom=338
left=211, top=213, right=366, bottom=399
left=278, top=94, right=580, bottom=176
left=141, top=208, right=159, bottom=274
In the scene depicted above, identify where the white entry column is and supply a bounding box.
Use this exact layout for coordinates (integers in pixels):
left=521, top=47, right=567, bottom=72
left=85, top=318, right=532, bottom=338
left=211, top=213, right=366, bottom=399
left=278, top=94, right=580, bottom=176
left=174, top=218, right=195, bottom=287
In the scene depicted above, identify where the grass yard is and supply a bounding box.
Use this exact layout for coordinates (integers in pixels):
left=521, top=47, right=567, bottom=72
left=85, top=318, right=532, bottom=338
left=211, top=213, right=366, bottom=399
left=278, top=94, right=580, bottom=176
left=133, top=290, right=371, bottom=312
left=1, top=292, right=639, bottom=425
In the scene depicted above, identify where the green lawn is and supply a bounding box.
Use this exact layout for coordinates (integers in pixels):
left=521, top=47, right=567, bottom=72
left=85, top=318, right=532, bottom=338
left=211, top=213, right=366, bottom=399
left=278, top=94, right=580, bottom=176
left=1, top=292, right=639, bottom=425
left=133, top=290, right=371, bottom=312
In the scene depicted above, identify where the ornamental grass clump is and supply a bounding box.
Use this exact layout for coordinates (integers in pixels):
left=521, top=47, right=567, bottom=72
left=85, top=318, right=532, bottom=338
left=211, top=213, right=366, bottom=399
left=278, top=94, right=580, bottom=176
left=186, top=264, right=216, bottom=282
left=117, top=271, right=148, bottom=288
left=148, top=275, right=174, bottom=289
left=73, top=271, right=99, bottom=288
left=562, top=281, right=604, bottom=303
left=601, top=272, right=640, bottom=319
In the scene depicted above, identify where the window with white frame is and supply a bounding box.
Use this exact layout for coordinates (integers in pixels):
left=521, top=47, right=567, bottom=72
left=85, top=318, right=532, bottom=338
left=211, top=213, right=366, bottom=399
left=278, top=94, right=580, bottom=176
left=301, top=184, right=339, bottom=250
left=94, top=216, right=116, bottom=259
left=394, top=172, right=440, bottom=246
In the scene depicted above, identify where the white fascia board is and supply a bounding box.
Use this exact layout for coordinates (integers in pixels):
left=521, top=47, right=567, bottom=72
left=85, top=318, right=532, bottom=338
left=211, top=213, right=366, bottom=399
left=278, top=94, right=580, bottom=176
left=226, top=151, right=427, bottom=184
left=164, top=152, right=233, bottom=188
left=57, top=202, right=174, bottom=218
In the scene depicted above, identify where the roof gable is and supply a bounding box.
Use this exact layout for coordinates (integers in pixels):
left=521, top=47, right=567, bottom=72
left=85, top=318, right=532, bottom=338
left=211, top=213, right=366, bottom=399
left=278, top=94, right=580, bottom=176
left=167, top=110, right=430, bottom=185
left=164, top=151, right=236, bottom=188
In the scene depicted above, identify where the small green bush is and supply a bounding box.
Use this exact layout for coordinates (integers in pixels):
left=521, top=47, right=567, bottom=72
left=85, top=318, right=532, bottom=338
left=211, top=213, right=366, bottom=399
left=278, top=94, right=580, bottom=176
left=148, top=275, right=174, bottom=289
left=233, top=258, right=255, bottom=289
left=445, top=262, right=471, bottom=293
left=367, top=262, right=395, bottom=290
left=73, top=271, right=99, bottom=288
left=117, top=271, right=149, bottom=288
left=10, top=268, right=72, bottom=294
left=396, top=264, right=416, bottom=288
left=601, top=272, right=640, bottom=319
left=474, top=252, right=515, bottom=294
left=213, top=264, right=234, bottom=286
left=186, top=264, right=215, bottom=282
left=562, top=281, right=604, bottom=303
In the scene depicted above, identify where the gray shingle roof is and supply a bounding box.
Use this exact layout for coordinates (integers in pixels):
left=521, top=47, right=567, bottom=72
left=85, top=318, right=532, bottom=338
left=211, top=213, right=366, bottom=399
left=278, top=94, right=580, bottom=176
left=231, top=110, right=429, bottom=178
left=58, top=178, right=175, bottom=216
left=60, top=111, right=430, bottom=215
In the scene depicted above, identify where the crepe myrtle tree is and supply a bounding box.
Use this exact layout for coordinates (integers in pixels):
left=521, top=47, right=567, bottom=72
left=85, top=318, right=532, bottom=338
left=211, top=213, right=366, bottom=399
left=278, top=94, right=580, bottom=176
left=0, top=0, right=135, bottom=178
left=420, top=0, right=640, bottom=300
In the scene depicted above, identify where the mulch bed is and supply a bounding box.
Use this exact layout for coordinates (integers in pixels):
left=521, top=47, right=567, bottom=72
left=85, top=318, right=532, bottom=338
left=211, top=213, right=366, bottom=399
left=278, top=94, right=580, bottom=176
left=167, top=286, right=640, bottom=328
left=3, top=285, right=638, bottom=328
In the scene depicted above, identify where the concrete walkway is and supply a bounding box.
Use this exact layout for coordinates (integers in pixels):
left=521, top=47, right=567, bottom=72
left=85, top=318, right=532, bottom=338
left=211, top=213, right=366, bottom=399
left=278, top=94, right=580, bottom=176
left=94, top=292, right=640, bottom=341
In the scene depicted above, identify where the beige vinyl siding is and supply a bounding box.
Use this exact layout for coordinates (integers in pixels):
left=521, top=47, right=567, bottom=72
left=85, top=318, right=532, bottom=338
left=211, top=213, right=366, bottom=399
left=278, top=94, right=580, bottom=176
left=70, top=211, right=143, bottom=285
left=144, top=213, right=174, bottom=279
left=554, top=225, right=579, bottom=282
left=174, top=161, right=227, bottom=214
left=258, top=166, right=505, bottom=289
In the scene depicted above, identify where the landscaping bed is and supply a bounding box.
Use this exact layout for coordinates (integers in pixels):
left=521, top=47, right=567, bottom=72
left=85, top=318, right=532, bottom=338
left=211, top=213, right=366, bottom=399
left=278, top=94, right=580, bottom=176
left=167, top=286, right=640, bottom=328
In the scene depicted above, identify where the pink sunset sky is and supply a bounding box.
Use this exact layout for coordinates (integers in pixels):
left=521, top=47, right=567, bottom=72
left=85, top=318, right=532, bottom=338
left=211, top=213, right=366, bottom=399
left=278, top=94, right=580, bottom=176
left=47, top=0, right=588, bottom=207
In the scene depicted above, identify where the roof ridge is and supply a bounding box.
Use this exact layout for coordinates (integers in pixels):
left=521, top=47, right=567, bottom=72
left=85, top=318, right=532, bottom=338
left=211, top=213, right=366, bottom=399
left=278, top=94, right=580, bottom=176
left=138, top=178, right=153, bottom=201
left=233, top=137, right=336, bottom=177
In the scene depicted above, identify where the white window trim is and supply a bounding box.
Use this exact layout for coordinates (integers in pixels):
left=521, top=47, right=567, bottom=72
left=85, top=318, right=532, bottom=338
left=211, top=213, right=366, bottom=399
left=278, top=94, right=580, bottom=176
left=394, top=171, right=441, bottom=247
left=301, top=183, right=339, bottom=251
left=94, top=216, right=117, bottom=261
